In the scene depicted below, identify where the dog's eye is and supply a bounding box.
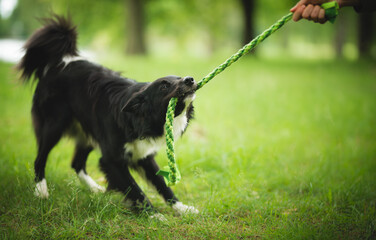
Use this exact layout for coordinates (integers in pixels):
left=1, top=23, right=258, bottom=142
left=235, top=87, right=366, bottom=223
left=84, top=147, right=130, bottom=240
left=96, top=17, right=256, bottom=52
left=160, top=81, right=171, bottom=90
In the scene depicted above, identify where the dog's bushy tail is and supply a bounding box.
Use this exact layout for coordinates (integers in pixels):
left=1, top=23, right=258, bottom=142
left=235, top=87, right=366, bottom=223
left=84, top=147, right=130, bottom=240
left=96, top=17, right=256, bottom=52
left=17, top=15, right=78, bottom=82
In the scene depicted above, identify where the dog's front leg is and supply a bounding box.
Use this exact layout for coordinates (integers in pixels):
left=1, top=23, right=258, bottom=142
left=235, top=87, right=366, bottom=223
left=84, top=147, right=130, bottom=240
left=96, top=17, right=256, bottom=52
left=135, top=155, right=179, bottom=204
left=136, top=155, right=199, bottom=215
left=99, top=154, right=153, bottom=212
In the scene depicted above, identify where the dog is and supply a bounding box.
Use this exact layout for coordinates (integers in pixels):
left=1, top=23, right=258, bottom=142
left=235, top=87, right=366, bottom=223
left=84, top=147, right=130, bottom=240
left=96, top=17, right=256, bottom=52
left=17, top=15, right=198, bottom=217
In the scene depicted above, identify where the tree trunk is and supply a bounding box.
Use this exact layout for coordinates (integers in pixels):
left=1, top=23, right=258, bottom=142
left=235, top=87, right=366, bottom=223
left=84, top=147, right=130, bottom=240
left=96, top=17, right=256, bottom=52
left=334, top=14, right=347, bottom=59
left=240, top=0, right=256, bottom=46
left=126, top=0, right=146, bottom=55
left=357, top=12, right=374, bottom=59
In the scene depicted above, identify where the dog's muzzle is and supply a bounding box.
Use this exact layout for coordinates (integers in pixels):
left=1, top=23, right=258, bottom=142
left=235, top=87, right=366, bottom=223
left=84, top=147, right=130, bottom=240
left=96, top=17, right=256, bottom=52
left=183, top=76, right=195, bottom=87
left=179, top=76, right=197, bottom=100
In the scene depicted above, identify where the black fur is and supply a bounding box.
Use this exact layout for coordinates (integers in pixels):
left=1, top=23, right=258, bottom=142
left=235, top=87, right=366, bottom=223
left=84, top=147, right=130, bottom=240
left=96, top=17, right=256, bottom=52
left=18, top=16, right=197, bottom=212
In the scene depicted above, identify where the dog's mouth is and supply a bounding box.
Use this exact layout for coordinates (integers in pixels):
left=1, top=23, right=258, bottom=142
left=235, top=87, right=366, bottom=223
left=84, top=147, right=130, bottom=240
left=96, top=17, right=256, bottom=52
left=175, top=88, right=196, bottom=104
left=179, top=89, right=196, bottom=98
left=175, top=76, right=197, bottom=101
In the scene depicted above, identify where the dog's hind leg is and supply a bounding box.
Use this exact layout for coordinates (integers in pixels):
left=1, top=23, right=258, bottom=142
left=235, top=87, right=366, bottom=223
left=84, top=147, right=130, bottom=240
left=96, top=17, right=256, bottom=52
left=71, top=144, right=105, bottom=193
left=136, top=155, right=199, bottom=215
left=32, top=106, right=71, bottom=199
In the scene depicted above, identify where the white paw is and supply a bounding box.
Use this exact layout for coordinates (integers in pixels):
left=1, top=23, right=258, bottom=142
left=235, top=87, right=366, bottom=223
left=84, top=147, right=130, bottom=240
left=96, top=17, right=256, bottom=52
left=149, top=213, right=167, bottom=222
left=34, top=179, right=49, bottom=199
left=87, top=183, right=105, bottom=193
left=78, top=170, right=105, bottom=193
left=91, top=184, right=106, bottom=193
left=172, top=202, right=199, bottom=215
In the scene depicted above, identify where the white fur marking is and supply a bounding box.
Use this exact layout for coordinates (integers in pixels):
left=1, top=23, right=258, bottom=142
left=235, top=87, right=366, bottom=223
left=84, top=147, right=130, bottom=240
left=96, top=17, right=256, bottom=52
left=34, top=179, right=49, bottom=199
left=125, top=137, right=165, bottom=162
left=172, top=202, right=199, bottom=215
left=173, top=111, right=188, bottom=138
left=78, top=170, right=105, bottom=193
left=174, top=93, right=195, bottom=137
left=62, top=55, right=86, bottom=66
left=185, top=93, right=196, bottom=103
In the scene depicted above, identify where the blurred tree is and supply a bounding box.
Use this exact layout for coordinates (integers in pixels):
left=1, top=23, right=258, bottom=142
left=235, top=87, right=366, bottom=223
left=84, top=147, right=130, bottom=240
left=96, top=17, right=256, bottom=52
left=126, top=0, right=147, bottom=55
left=239, top=0, right=255, bottom=46
left=334, top=14, right=347, bottom=58
left=358, top=12, right=374, bottom=59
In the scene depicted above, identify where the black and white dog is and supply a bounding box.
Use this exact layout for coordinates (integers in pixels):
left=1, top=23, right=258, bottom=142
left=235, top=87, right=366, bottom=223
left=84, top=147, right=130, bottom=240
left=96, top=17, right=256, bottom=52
left=18, top=16, right=198, bottom=217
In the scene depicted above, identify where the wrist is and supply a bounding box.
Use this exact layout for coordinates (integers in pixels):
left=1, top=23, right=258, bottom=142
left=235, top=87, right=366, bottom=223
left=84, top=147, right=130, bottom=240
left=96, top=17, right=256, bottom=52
left=337, top=0, right=360, bottom=8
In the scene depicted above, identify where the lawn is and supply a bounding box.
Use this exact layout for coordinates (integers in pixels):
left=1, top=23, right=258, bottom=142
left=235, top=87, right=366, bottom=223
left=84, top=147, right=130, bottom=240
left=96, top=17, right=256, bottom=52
left=0, top=56, right=375, bottom=239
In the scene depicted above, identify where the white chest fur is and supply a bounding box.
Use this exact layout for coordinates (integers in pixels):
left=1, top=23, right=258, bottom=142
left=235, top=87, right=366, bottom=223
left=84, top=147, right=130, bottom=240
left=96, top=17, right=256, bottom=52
left=124, top=99, right=192, bottom=162
left=124, top=137, right=165, bottom=162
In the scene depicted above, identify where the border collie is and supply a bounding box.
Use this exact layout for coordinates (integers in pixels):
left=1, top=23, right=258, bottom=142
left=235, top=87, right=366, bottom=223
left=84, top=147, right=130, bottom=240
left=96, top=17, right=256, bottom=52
left=17, top=16, right=198, bottom=217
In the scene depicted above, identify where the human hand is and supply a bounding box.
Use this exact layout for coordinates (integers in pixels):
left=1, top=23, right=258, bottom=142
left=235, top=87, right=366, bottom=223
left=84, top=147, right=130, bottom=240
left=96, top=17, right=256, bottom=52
left=290, top=0, right=334, bottom=24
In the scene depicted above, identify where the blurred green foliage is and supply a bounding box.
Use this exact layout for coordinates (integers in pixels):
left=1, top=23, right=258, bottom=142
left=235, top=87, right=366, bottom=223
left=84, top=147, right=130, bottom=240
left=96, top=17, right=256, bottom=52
left=0, top=0, right=374, bottom=58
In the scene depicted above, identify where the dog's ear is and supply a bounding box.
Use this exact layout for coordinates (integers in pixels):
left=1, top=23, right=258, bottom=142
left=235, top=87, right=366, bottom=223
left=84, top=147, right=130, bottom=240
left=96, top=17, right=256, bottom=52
left=121, top=92, right=146, bottom=112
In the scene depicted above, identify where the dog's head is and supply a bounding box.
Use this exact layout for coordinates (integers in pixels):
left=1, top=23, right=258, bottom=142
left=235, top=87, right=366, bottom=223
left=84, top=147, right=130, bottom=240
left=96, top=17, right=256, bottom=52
left=122, top=75, right=197, bottom=119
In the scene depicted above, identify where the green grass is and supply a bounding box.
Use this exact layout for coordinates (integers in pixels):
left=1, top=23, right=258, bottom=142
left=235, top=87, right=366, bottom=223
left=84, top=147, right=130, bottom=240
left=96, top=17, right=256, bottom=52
left=0, top=57, right=375, bottom=239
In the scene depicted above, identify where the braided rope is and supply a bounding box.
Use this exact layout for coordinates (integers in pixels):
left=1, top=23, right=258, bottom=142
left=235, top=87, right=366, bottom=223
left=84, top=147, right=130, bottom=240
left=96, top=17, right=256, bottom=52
left=158, top=3, right=339, bottom=186
left=197, top=13, right=293, bottom=90
left=163, top=98, right=181, bottom=186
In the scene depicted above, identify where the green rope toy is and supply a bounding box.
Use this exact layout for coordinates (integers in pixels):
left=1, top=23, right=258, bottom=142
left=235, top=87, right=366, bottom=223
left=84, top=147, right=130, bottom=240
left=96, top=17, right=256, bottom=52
left=157, top=2, right=339, bottom=186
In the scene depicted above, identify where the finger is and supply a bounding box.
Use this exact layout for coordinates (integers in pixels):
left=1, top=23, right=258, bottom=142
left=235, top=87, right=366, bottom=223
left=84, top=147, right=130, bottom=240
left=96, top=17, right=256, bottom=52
left=291, top=1, right=304, bottom=12
left=292, top=5, right=306, bottom=21
left=290, top=3, right=299, bottom=12
left=290, top=5, right=299, bottom=12
left=311, top=5, right=322, bottom=22
left=291, top=0, right=315, bottom=12
left=302, top=4, right=315, bottom=20
left=291, top=0, right=327, bottom=12
left=318, top=8, right=327, bottom=24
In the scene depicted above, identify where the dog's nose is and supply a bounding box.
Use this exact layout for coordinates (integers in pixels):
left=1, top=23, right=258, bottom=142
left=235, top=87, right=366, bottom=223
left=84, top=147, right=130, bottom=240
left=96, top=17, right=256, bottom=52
left=183, top=76, right=195, bottom=86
